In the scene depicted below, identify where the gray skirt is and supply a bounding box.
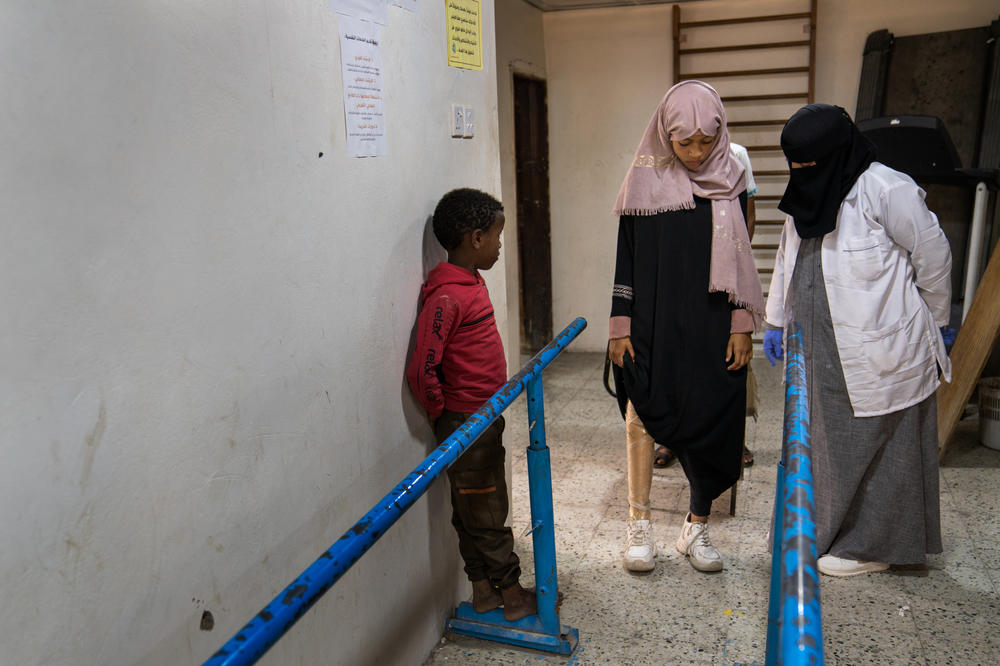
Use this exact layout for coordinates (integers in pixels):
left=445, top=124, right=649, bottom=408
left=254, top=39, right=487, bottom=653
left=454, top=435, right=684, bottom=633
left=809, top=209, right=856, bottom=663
left=789, top=237, right=942, bottom=564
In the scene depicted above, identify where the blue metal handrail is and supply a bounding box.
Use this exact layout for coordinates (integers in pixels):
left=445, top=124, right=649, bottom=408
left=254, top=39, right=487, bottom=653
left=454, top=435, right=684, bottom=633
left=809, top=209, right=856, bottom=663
left=765, top=324, right=824, bottom=665
left=205, top=317, right=587, bottom=666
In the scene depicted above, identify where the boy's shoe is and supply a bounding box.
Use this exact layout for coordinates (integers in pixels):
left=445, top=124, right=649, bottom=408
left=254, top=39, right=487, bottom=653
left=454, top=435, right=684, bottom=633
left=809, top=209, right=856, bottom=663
left=471, top=579, right=502, bottom=612
left=499, top=582, right=537, bottom=621
left=623, top=519, right=656, bottom=572
left=817, top=555, right=889, bottom=577
left=675, top=516, right=723, bottom=572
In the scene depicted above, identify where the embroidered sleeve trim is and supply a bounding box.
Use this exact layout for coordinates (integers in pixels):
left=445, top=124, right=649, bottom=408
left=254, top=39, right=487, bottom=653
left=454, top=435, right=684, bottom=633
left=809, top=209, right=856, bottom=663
left=613, top=284, right=633, bottom=301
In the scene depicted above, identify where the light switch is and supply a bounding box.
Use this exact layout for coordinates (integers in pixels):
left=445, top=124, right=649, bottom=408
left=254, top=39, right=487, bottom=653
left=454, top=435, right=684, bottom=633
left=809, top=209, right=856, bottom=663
left=451, top=104, right=465, bottom=137
left=463, top=106, right=475, bottom=138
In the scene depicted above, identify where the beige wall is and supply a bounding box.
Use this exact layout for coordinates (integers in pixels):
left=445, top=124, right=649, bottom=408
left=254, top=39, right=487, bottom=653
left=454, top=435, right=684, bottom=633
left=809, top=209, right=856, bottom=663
left=496, top=0, right=547, bottom=366
left=543, top=6, right=676, bottom=350
left=536, top=0, right=999, bottom=352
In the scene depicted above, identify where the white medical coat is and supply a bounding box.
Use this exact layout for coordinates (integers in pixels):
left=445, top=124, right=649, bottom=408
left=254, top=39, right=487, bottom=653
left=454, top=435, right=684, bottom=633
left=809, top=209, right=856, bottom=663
left=765, top=162, right=953, bottom=417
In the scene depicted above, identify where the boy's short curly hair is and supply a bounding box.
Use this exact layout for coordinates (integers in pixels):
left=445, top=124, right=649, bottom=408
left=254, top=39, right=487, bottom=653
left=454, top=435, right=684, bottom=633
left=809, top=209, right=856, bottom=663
left=432, top=188, right=503, bottom=251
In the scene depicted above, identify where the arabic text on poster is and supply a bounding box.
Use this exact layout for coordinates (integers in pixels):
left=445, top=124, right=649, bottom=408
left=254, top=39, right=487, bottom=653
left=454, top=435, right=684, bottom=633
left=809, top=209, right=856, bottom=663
left=339, top=17, right=387, bottom=157
left=446, top=0, right=482, bottom=71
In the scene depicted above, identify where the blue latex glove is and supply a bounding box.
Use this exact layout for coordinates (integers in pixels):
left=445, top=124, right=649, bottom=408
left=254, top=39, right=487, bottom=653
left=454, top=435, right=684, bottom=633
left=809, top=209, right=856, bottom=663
left=763, top=328, right=784, bottom=366
left=940, top=326, right=956, bottom=350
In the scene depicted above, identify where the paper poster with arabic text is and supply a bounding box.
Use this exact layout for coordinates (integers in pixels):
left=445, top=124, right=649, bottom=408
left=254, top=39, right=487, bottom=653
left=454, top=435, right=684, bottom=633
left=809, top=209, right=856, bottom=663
left=339, top=16, right=387, bottom=157
left=446, top=0, right=482, bottom=71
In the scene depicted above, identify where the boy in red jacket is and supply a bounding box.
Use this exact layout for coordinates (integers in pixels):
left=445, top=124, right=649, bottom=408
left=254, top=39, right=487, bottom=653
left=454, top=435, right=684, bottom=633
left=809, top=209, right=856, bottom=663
left=407, top=188, right=536, bottom=621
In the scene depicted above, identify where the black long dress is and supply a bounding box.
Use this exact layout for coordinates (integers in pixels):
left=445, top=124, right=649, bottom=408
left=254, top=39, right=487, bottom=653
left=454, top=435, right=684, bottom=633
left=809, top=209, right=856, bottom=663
left=611, top=195, right=747, bottom=504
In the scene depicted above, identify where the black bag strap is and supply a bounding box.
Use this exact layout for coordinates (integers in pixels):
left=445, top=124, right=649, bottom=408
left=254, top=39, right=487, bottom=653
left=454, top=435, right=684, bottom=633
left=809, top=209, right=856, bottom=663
left=603, top=341, right=616, bottom=398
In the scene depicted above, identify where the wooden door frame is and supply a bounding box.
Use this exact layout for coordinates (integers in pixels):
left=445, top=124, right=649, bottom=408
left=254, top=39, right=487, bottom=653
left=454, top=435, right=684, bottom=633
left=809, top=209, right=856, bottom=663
left=512, top=72, right=553, bottom=353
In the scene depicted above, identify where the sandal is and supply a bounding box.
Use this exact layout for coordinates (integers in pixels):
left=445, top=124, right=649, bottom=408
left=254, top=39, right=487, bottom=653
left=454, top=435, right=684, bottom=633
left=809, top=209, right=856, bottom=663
left=654, top=444, right=675, bottom=468
left=742, top=445, right=754, bottom=467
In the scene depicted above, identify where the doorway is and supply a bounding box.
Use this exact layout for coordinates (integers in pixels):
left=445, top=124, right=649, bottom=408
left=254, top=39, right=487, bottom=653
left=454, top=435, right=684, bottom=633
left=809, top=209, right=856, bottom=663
left=513, top=74, right=553, bottom=353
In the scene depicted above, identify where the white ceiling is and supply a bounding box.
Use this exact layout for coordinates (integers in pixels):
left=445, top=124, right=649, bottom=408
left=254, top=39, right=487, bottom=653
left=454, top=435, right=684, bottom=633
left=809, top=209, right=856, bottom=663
left=520, top=0, right=702, bottom=11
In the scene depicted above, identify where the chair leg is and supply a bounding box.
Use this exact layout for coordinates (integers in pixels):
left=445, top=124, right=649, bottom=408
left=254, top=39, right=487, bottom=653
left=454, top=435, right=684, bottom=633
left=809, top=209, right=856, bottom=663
left=730, top=415, right=757, bottom=517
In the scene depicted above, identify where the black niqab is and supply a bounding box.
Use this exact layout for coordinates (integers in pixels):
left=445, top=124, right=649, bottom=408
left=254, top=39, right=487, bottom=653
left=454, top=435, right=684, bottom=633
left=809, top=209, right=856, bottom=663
left=778, top=104, right=876, bottom=239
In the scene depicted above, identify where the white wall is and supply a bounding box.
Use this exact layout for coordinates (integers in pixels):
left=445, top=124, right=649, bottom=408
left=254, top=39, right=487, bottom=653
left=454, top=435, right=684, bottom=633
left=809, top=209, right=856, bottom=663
left=496, top=0, right=547, bottom=364
left=542, top=0, right=1000, bottom=352
left=0, top=2, right=502, bottom=664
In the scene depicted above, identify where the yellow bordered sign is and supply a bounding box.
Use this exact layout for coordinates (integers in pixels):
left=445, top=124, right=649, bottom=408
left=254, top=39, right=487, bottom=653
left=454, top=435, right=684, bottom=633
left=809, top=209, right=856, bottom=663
left=446, top=0, right=482, bottom=71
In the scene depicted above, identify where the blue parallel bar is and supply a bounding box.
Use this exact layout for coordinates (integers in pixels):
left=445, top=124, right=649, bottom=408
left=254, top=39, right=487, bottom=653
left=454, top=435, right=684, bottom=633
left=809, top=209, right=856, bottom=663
left=765, top=324, right=824, bottom=665
left=205, top=317, right=588, bottom=666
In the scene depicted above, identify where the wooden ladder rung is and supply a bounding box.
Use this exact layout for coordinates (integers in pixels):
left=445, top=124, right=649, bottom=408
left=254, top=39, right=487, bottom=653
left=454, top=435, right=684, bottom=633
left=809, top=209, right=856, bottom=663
left=681, top=66, right=810, bottom=79
left=679, top=12, right=812, bottom=29
left=755, top=170, right=790, bottom=176
left=679, top=40, right=811, bottom=55
left=745, top=146, right=783, bottom=152
left=722, top=93, right=809, bottom=102
left=755, top=219, right=786, bottom=226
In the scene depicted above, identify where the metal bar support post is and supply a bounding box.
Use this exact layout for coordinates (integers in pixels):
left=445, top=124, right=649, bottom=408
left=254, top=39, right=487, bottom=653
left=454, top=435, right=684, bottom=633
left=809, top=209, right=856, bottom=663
left=526, top=373, right=560, bottom=635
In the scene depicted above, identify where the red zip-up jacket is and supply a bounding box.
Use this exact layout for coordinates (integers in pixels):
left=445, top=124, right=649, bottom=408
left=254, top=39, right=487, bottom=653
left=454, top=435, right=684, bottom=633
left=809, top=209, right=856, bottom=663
left=407, top=262, right=506, bottom=419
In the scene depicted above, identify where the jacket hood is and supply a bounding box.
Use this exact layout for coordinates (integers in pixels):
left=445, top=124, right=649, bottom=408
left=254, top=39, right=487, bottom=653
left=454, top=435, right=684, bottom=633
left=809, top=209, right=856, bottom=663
left=422, top=262, right=482, bottom=300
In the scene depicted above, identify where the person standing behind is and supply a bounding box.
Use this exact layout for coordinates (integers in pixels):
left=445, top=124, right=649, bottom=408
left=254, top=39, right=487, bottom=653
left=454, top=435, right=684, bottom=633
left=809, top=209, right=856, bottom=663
left=730, top=142, right=758, bottom=240
left=407, top=188, right=537, bottom=618
left=763, top=104, right=952, bottom=577
left=608, top=80, right=765, bottom=573
left=731, top=142, right=760, bottom=466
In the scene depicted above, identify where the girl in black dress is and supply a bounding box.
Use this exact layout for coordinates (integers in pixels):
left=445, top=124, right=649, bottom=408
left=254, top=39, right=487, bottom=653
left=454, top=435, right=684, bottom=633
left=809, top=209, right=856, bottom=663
left=608, top=81, right=764, bottom=573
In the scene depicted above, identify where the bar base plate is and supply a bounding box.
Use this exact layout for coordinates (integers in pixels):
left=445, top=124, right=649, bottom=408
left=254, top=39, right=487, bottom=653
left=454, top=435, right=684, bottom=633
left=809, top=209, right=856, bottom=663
left=445, top=602, right=579, bottom=655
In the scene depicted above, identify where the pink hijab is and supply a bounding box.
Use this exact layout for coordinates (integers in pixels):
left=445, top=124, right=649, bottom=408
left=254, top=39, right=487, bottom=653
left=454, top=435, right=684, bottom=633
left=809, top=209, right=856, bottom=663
left=613, top=80, right=764, bottom=326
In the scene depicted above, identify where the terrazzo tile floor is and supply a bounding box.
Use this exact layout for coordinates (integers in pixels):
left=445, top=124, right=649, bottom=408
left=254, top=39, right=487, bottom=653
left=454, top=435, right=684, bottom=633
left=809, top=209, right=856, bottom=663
left=424, top=352, right=1000, bottom=665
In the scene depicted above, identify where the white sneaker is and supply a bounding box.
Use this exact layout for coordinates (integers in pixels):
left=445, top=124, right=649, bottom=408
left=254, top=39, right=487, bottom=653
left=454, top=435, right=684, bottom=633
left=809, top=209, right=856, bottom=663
left=675, top=517, right=723, bottom=572
left=817, top=554, right=889, bottom=577
left=623, top=519, right=656, bottom=572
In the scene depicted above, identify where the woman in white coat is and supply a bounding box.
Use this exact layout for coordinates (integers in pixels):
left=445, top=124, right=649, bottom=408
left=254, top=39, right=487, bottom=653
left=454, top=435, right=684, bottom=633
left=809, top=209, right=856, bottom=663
left=763, top=104, right=952, bottom=577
